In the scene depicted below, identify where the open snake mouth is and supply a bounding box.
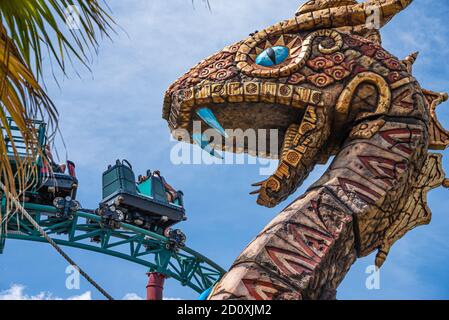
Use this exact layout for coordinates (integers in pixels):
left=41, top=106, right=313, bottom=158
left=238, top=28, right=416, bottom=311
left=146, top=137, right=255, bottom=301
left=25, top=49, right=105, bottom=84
left=163, top=80, right=333, bottom=208
left=163, top=81, right=326, bottom=159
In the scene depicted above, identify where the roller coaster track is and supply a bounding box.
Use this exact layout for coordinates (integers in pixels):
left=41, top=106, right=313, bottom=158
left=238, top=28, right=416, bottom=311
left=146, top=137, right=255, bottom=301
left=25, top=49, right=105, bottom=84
left=0, top=201, right=225, bottom=295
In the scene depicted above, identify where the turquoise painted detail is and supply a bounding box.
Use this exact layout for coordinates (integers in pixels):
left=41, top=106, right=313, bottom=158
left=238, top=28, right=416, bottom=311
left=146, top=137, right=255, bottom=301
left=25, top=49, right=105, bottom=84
left=196, top=108, right=228, bottom=138
left=192, top=133, right=222, bottom=159
left=137, top=179, right=152, bottom=197
left=255, top=46, right=289, bottom=67
left=198, top=286, right=213, bottom=300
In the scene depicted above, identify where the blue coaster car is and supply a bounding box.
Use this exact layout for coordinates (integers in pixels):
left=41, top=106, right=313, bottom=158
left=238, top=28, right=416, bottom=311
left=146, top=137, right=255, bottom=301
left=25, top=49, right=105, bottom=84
left=100, top=160, right=186, bottom=232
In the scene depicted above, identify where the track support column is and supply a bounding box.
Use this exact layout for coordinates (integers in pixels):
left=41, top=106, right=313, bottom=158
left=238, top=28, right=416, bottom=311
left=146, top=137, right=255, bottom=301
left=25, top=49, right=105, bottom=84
left=146, top=272, right=166, bottom=300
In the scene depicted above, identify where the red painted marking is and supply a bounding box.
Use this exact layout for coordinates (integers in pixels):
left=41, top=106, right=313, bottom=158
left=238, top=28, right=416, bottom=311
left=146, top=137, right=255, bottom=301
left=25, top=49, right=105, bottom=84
left=360, top=43, right=377, bottom=57
left=379, top=128, right=421, bottom=155
left=352, top=65, right=367, bottom=75
left=290, top=220, right=333, bottom=242
left=288, top=228, right=317, bottom=260
left=358, top=156, right=407, bottom=186
left=242, top=279, right=285, bottom=300
left=338, top=177, right=381, bottom=204
left=266, top=246, right=317, bottom=275
left=306, top=200, right=332, bottom=235
left=384, top=57, right=402, bottom=71
left=288, top=223, right=332, bottom=260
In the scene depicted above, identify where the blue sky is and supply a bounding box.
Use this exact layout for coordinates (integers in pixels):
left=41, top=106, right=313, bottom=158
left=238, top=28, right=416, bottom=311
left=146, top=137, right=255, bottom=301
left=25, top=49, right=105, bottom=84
left=1, top=0, right=449, bottom=300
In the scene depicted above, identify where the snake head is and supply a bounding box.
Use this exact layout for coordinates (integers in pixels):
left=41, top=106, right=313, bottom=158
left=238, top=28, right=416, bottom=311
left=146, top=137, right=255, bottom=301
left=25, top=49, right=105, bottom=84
left=162, top=0, right=414, bottom=208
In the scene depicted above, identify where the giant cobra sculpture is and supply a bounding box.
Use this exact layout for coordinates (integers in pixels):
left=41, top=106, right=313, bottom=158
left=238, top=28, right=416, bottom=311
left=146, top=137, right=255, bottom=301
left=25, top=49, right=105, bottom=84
left=162, top=0, right=449, bottom=299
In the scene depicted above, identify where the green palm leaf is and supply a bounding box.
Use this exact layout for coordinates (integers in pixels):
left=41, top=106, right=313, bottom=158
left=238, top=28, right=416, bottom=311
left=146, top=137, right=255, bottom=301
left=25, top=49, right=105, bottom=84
left=0, top=0, right=115, bottom=77
left=0, top=1, right=114, bottom=222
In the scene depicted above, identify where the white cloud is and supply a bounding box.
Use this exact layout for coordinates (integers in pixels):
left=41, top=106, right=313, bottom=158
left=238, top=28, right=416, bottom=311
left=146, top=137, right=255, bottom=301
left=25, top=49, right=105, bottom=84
left=0, top=284, right=92, bottom=300
left=68, top=291, right=93, bottom=300
left=123, top=293, right=143, bottom=300
left=0, top=285, right=181, bottom=300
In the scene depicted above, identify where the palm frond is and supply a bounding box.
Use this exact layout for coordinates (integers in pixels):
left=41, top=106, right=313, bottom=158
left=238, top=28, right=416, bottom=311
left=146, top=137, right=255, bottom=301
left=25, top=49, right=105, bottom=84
left=0, top=1, right=115, bottom=229
left=0, top=0, right=115, bottom=78
left=0, top=25, right=55, bottom=219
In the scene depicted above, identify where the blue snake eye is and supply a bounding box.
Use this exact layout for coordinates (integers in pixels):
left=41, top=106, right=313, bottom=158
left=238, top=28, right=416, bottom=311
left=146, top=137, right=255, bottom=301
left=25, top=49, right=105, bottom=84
left=255, top=46, right=289, bottom=67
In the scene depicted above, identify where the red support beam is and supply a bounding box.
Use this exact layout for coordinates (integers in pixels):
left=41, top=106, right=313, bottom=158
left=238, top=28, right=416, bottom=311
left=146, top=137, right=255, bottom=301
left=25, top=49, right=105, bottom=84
left=146, top=272, right=166, bottom=300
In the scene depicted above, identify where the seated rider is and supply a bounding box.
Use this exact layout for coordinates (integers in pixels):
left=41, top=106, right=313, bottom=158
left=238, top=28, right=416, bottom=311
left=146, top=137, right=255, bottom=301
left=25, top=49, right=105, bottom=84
left=44, top=145, right=66, bottom=174
left=153, top=170, right=179, bottom=203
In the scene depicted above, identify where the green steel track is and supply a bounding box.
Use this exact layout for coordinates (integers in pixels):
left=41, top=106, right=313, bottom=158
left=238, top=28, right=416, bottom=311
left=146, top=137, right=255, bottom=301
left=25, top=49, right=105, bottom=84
left=0, top=202, right=225, bottom=294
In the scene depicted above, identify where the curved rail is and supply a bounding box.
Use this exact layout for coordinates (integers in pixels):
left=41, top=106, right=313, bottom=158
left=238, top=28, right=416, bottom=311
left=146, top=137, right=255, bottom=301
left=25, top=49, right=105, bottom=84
left=1, top=202, right=225, bottom=294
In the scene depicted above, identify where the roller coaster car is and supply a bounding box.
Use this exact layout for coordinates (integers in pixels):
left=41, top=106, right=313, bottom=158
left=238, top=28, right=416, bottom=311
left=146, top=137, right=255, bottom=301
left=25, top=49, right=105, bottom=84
left=100, top=160, right=186, bottom=232
left=38, top=161, right=78, bottom=205
left=2, top=117, right=78, bottom=206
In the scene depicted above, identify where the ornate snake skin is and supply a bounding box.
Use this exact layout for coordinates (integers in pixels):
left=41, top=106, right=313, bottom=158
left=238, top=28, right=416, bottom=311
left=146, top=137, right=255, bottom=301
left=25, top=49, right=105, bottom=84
left=163, top=0, right=449, bottom=300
